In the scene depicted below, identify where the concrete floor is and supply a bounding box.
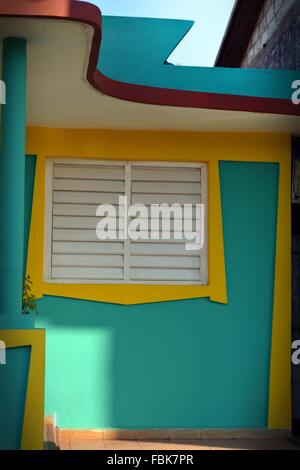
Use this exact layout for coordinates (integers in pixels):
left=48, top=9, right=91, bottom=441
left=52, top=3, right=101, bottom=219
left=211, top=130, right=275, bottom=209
left=57, top=438, right=300, bottom=451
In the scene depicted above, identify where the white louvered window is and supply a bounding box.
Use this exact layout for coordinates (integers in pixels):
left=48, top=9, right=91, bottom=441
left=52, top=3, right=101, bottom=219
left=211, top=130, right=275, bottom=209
left=44, top=159, right=208, bottom=285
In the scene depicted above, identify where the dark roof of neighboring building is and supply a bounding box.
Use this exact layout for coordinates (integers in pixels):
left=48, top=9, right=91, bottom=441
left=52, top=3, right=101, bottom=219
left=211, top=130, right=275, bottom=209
left=215, top=0, right=266, bottom=67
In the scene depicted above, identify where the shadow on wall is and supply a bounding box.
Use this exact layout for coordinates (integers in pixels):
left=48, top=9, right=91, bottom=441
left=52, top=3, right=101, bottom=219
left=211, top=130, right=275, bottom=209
left=35, top=161, right=279, bottom=430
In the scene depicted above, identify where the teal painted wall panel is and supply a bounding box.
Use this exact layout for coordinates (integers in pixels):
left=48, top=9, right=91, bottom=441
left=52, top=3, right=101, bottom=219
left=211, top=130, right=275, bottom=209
left=24, top=155, right=36, bottom=271
left=0, top=347, right=30, bottom=449
left=99, top=17, right=297, bottom=100
left=35, top=162, right=278, bottom=429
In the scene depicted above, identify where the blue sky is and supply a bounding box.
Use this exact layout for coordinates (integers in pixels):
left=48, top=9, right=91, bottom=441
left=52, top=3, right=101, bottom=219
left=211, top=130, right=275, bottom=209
left=82, top=0, right=235, bottom=66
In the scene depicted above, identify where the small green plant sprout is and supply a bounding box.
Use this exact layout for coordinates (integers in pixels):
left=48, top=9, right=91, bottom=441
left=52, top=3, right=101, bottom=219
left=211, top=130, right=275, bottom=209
left=22, top=274, right=38, bottom=315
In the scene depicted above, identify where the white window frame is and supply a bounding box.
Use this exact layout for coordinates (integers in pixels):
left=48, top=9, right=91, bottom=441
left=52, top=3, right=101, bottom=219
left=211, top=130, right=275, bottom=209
left=44, top=158, right=208, bottom=285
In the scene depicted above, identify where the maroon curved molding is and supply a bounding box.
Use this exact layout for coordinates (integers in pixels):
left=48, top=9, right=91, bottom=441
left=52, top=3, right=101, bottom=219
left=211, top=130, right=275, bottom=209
left=0, top=0, right=299, bottom=117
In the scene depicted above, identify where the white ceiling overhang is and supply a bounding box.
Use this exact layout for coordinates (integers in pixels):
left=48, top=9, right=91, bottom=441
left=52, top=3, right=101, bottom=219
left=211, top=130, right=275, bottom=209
left=0, top=14, right=299, bottom=133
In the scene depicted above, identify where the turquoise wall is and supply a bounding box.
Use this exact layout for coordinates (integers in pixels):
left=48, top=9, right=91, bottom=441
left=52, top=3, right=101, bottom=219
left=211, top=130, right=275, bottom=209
left=0, top=347, right=30, bottom=449
left=24, top=155, right=36, bottom=269
left=35, top=161, right=279, bottom=429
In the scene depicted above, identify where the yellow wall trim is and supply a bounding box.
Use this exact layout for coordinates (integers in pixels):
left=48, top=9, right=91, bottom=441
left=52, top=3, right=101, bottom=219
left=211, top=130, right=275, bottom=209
left=0, top=329, right=45, bottom=450
left=26, top=128, right=228, bottom=305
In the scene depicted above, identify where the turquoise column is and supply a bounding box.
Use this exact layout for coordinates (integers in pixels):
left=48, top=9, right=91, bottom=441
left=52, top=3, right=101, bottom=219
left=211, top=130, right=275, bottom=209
left=0, top=38, right=27, bottom=322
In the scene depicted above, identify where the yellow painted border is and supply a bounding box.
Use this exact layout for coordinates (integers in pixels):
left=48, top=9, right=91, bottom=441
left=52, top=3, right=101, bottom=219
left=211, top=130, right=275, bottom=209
left=0, top=329, right=45, bottom=450
left=26, top=128, right=227, bottom=305
left=268, top=153, right=292, bottom=429
left=26, top=128, right=292, bottom=428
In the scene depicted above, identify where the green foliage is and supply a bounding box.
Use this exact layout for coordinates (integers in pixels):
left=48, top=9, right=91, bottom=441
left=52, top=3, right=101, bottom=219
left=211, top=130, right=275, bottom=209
left=22, top=274, right=38, bottom=315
